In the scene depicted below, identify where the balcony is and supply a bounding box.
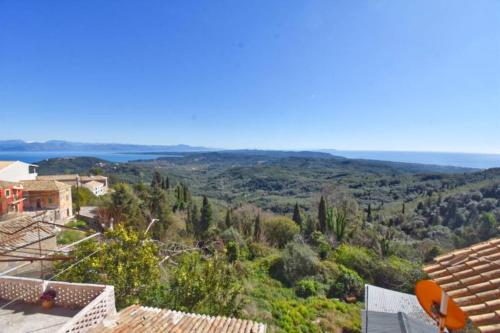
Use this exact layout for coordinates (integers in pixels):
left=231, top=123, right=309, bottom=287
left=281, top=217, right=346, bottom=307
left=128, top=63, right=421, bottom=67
left=0, top=276, right=115, bottom=333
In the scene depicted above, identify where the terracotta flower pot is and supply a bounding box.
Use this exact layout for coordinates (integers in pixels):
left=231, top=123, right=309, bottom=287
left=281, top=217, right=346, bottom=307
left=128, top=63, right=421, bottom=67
left=41, top=299, right=54, bottom=309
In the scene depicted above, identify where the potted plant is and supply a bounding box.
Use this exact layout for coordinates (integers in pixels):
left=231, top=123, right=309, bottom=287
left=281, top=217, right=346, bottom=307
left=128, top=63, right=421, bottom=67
left=40, top=289, right=57, bottom=309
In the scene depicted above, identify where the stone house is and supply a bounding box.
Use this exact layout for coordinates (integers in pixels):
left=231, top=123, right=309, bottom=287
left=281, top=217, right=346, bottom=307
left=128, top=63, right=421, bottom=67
left=21, top=180, right=73, bottom=223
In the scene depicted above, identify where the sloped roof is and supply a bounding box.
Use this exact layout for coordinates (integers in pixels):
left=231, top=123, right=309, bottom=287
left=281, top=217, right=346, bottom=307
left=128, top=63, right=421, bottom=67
left=364, top=284, right=436, bottom=327
left=0, top=161, right=15, bottom=171
left=362, top=311, right=437, bottom=333
left=424, top=237, right=500, bottom=333
left=0, top=216, right=56, bottom=254
left=81, top=175, right=107, bottom=181
left=37, top=174, right=79, bottom=181
left=0, top=180, right=21, bottom=188
left=83, top=180, right=104, bottom=189
left=21, top=180, right=71, bottom=192
left=90, top=305, right=266, bottom=333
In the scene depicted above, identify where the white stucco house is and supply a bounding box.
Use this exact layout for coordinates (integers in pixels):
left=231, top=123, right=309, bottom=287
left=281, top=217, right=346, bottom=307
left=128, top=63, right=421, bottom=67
left=82, top=180, right=107, bottom=196
left=0, top=161, right=38, bottom=182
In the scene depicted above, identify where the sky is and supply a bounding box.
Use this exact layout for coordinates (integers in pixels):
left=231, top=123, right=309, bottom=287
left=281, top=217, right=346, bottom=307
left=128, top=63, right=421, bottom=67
left=0, top=1, right=499, bottom=153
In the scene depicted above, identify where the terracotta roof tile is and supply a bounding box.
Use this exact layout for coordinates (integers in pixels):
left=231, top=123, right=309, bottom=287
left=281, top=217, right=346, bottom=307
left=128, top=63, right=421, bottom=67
left=90, top=305, right=266, bottom=333
left=21, top=180, right=71, bottom=191
left=424, top=237, right=500, bottom=332
left=0, top=216, right=56, bottom=254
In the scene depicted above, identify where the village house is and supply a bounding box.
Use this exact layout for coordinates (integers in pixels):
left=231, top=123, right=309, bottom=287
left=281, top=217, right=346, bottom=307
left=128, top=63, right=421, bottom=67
left=21, top=180, right=73, bottom=222
left=0, top=161, right=38, bottom=182
left=82, top=180, right=106, bottom=196
left=0, top=181, right=24, bottom=218
left=38, top=174, right=109, bottom=196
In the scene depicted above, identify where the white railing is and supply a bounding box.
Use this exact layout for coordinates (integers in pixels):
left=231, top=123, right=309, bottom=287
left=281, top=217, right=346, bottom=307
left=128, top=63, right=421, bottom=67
left=0, top=276, right=116, bottom=333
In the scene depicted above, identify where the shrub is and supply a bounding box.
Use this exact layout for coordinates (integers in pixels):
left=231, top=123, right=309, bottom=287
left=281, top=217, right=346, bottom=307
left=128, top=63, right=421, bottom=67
left=263, top=216, right=300, bottom=248
left=334, top=244, right=378, bottom=283
left=311, top=231, right=331, bottom=259
left=270, top=242, right=320, bottom=286
left=295, top=279, right=320, bottom=298
left=165, top=252, right=243, bottom=316
left=328, top=265, right=364, bottom=301
left=375, top=256, right=426, bottom=293
left=248, top=242, right=272, bottom=260
left=220, top=227, right=246, bottom=248
left=318, top=259, right=341, bottom=285
left=226, top=241, right=240, bottom=263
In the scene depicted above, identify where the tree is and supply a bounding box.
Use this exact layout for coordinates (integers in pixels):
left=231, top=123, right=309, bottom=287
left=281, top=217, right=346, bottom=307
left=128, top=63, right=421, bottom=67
left=151, top=171, right=163, bottom=188
left=199, top=196, right=213, bottom=237
left=187, top=203, right=199, bottom=235
left=149, top=185, right=173, bottom=240
left=263, top=216, right=300, bottom=248
left=165, top=176, right=170, bottom=190
left=55, top=226, right=161, bottom=309
left=478, top=213, right=497, bottom=241
left=165, top=252, right=242, bottom=316
left=366, top=203, right=372, bottom=222
left=253, top=214, right=262, bottom=241
left=107, top=183, right=145, bottom=229
left=333, top=207, right=348, bottom=243
left=304, top=216, right=317, bottom=238
left=292, top=203, right=302, bottom=227
left=225, top=209, right=232, bottom=229
left=318, top=196, right=327, bottom=233
left=270, top=242, right=320, bottom=285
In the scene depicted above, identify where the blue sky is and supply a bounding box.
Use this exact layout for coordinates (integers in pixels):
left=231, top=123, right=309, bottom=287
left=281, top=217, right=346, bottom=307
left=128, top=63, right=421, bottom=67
left=0, top=1, right=499, bottom=153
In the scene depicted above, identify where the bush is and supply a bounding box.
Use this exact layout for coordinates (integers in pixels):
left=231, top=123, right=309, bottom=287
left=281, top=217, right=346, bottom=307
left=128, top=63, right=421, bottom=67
left=375, top=256, right=426, bottom=293
left=248, top=242, right=272, bottom=260
left=318, top=259, right=341, bottom=285
left=263, top=216, right=300, bottom=248
left=334, top=244, right=378, bottom=283
left=220, top=227, right=246, bottom=248
left=328, top=265, right=364, bottom=301
left=165, top=252, right=243, bottom=316
left=226, top=241, right=240, bottom=263
left=269, top=242, right=320, bottom=286
left=311, top=231, right=331, bottom=259
left=295, top=279, right=320, bottom=298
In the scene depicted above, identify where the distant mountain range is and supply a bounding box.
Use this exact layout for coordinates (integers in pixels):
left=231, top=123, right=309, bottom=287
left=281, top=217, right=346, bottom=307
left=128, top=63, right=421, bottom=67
left=1, top=140, right=500, bottom=169
left=0, top=140, right=214, bottom=153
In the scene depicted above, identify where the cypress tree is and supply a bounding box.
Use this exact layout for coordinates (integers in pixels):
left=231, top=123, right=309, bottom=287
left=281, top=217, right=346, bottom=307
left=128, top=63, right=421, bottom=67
left=254, top=214, right=261, bottom=241
left=305, top=216, right=316, bottom=237
left=188, top=203, right=199, bottom=235
left=292, top=203, right=302, bottom=227
left=367, top=203, right=372, bottom=222
left=151, top=171, right=163, bottom=188
left=225, top=209, right=232, bottom=229
left=165, top=176, right=170, bottom=190
left=199, top=195, right=213, bottom=237
left=318, top=196, right=327, bottom=233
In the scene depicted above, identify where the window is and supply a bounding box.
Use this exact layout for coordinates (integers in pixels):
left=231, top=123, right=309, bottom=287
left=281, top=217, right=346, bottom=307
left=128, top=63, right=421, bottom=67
left=5, top=189, right=10, bottom=198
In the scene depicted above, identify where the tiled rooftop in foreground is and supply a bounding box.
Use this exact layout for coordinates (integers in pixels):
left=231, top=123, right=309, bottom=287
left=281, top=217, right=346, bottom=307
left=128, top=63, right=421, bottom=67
left=90, top=304, right=267, bottom=333
left=424, top=237, right=500, bottom=333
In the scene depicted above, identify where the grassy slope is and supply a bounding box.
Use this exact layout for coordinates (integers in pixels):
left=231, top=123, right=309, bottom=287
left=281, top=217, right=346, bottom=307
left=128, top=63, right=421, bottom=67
left=241, top=257, right=361, bottom=333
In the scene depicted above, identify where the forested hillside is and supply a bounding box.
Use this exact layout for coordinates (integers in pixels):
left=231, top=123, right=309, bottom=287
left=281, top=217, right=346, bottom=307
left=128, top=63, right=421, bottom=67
left=40, top=152, right=498, bottom=332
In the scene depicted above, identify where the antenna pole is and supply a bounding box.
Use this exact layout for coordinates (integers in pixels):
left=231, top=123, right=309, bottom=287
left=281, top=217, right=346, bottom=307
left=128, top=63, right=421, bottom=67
left=438, top=290, right=449, bottom=333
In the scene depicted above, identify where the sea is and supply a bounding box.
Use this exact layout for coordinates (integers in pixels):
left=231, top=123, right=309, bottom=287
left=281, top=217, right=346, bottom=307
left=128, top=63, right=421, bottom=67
left=1, top=150, right=500, bottom=169
left=0, top=151, right=164, bottom=163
